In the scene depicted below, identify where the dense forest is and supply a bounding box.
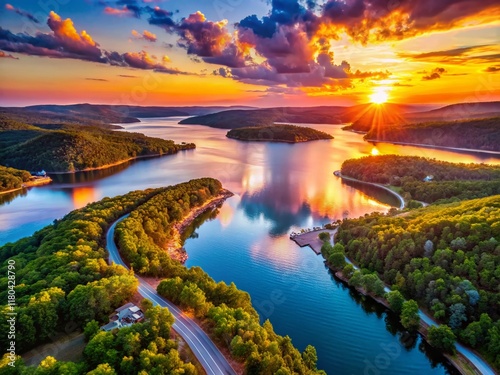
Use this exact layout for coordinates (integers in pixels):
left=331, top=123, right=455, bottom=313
left=0, top=115, right=195, bottom=172
left=0, top=187, right=163, bottom=366
left=333, top=196, right=500, bottom=369
left=364, top=117, right=500, bottom=152
left=341, top=155, right=500, bottom=204
left=226, top=125, right=333, bottom=143
left=0, top=165, right=31, bottom=192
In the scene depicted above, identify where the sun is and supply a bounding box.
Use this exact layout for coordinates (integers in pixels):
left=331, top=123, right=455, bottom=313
left=370, top=88, right=389, bottom=104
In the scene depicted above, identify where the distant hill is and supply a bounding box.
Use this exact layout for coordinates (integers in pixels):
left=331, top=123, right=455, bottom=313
left=0, top=104, right=256, bottom=128
left=364, top=117, right=500, bottom=152
left=179, top=103, right=429, bottom=129
left=0, top=117, right=195, bottom=172
left=346, top=101, right=500, bottom=132
left=226, top=124, right=334, bottom=143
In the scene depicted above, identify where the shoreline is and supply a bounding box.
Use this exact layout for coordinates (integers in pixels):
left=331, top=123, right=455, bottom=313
left=226, top=135, right=332, bottom=144
left=46, top=149, right=194, bottom=175
left=366, top=138, right=500, bottom=155
left=0, top=176, right=52, bottom=196
left=162, top=189, right=234, bottom=263
left=334, top=171, right=405, bottom=209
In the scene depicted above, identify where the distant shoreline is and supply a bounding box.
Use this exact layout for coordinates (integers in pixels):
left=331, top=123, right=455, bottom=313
left=46, top=150, right=193, bottom=175
left=366, top=139, right=500, bottom=155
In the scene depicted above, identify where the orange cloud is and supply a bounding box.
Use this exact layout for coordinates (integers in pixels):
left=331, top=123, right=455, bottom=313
left=104, top=6, right=133, bottom=17
left=131, top=29, right=157, bottom=42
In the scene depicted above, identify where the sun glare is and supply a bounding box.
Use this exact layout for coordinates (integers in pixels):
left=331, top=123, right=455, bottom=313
left=371, top=147, right=380, bottom=156
left=370, top=88, right=389, bottom=104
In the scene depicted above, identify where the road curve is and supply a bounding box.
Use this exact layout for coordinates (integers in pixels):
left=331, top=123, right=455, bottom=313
left=334, top=171, right=405, bottom=210
left=106, top=215, right=237, bottom=375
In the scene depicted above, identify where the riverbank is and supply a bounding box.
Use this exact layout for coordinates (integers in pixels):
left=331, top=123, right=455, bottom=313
left=291, top=229, right=338, bottom=254
left=333, top=170, right=405, bottom=209
left=46, top=151, right=194, bottom=175
left=0, top=176, right=52, bottom=195
left=163, top=189, right=234, bottom=263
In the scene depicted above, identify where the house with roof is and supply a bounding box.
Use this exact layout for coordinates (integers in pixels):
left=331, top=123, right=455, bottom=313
left=101, top=302, right=144, bottom=331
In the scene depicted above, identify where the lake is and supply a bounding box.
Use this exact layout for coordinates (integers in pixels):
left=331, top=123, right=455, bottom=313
left=1, top=117, right=498, bottom=374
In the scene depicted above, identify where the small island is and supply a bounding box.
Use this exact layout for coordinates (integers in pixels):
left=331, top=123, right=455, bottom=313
left=226, top=124, right=334, bottom=143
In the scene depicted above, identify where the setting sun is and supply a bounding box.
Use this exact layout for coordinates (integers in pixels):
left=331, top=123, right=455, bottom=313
left=370, top=89, right=389, bottom=104
left=371, top=147, right=380, bottom=155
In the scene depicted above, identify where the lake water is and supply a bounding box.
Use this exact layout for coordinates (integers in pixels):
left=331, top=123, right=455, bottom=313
left=1, top=117, right=498, bottom=374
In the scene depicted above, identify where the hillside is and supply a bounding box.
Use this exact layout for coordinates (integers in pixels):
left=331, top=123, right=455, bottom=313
left=0, top=165, right=32, bottom=192
left=334, top=195, right=500, bottom=369
left=364, top=117, right=500, bottom=152
left=345, top=102, right=500, bottom=132
left=0, top=117, right=195, bottom=172
left=226, top=124, right=334, bottom=143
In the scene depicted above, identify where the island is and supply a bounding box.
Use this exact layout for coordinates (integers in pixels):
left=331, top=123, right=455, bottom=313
left=0, top=113, right=195, bottom=173
left=226, top=124, right=334, bottom=143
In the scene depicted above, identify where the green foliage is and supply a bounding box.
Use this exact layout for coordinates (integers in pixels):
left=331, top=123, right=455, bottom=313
left=401, top=300, right=420, bottom=331
left=84, top=320, right=101, bottom=342
left=0, top=165, right=31, bottom=192
left=328, top=252, right=346, bottom=270
left=341, top=155, right=500, bottom=203
left=318, top=232, right=331, bottom=242
left=0, top=187, right=159, bottom=353
left=227, top=124, right=333, bottom=143
left=386, top=290, right=405, bottom=314
left=0, top=117, right=195, bottom=172
left=336, top=195, right=500, bottom=367
left=428, top=325, right=456, bottom=353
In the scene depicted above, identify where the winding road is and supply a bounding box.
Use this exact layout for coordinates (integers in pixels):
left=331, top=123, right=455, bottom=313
left=106, top=215, right=237, bottom=375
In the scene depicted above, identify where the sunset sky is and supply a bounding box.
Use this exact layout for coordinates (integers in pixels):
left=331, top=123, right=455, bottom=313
left=0, top=0, right=499, bottom=107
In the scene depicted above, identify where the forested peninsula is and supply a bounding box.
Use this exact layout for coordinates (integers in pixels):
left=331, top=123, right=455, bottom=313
left=0, top=178, right=323, bottom=375
left=341, top=155, right=500, bottom=204
left=0, top=115, right=195, bottom=173
left=226, top=125, right=333, bottom=143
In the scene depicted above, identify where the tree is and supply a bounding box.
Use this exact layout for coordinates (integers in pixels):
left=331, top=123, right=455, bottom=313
left=428, top=325, right=456, bottom=353
left=328, top=252, right=346, bottom=269
left=84, top=320, right=101, bottom=342
left=348, top=270, right=363, bottom=287
left=401, top=300, right=420, bottom=331
left=87, top=363, right=117, bottom=375
left=140, top=298, right=153, bottom=313
left=424, top=240, right=434, bottom=257
left=386, top=291, right=405, bottom=314
left=449, top=303, right=467, bottom=330
left=342, top=264, right=354, bottom=279
left=302, top=345, right=318, bottom=370
left=318, top=232, right=330, bottom=242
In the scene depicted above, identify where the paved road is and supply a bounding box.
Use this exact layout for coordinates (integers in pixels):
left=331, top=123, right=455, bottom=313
left=106, top=215, right=237, bottom=375
left=332, top=233, right=496, bottom=375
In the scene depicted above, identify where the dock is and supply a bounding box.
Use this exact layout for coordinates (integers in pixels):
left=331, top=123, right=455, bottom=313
left=290, top=229, right=337, bottom=255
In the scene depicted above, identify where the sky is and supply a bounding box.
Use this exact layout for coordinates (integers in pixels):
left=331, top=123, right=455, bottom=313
left=0, top=0, right=499, bottom=107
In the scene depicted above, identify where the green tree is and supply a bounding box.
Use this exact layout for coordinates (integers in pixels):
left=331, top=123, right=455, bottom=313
left=401, top=300, right=420, bottom=331
left=318, top=232, right=330, bottom=242
left=386, top=290, right=405, bottom=314
left=87, top=363, right=117, bottom=375
left=84, top=320, right=101, bottom=342
left=302, top=345, right=318, bottom=370
left=328, top=252, right=346, bottom=269
left=428, top=325, right=456, bottom=353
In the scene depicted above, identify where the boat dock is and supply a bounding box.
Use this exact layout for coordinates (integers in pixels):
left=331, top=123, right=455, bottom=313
left=290, top=229, right=337, bottom=255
